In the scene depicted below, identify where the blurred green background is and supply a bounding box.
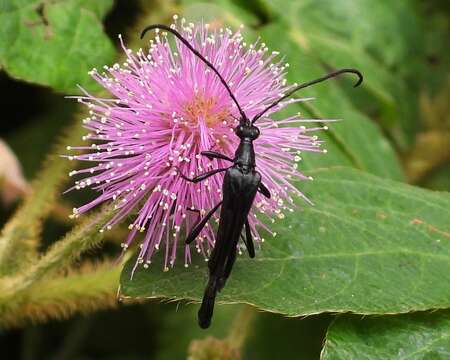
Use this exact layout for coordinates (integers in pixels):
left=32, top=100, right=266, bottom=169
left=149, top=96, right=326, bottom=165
left=0, top=0, right=449, bottom=359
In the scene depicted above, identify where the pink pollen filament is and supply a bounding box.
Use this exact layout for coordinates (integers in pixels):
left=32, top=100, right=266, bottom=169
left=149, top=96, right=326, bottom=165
left=67, top=19, right=328, bottom=271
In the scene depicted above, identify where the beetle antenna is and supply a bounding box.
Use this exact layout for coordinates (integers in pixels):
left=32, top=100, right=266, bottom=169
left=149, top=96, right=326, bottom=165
left=251, top=68, right=363, bottom=124
left=141, top=24, right=248, bottom=121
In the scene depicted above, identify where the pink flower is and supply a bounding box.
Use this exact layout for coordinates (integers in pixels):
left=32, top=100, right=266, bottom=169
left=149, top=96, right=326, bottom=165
left=67, top=17, right=327, bottom=271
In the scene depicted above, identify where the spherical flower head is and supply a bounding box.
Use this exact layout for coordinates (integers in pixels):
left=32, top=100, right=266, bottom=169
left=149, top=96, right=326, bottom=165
left=67, top=17, right=327, bottom=272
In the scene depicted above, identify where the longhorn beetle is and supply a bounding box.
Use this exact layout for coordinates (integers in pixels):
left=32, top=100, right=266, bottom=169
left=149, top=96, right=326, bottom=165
left=141, top=24, right=363, bottom=328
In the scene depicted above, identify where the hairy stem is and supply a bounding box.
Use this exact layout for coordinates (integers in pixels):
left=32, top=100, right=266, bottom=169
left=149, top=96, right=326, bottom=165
left=0, top=206, right=113, bottom=298
left=0, top=261, right=122, bottom=328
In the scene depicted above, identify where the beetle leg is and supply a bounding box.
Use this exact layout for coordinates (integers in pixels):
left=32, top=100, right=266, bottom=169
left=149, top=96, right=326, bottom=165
left=178, top=167, right=228, bottom=184
left=201, top=151, right=233, bottom=162
left=258, top=182, right=271, bottom=198
left=243, top=219, right=255, bottom=258
left=217, top=246, right=237, bottom=292
left=185, top=201, right=223, bottom=244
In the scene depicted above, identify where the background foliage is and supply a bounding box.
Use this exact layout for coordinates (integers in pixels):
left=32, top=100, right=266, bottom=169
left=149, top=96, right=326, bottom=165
left=0, top=0, right=449, bottom=359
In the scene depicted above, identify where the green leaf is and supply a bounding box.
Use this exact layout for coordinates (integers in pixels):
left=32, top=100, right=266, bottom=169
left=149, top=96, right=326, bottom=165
left=258, top=0, right=423, bottom=99
left=296, top=29, right=418, bottom=149
left=120, top=167, right=450, bottom=316
left=257, top=0, right=423, bottom=147
left=76, top=0, right=114, bottom=19
left=0, top=0, right=115, bottom=93
left=260, top=24, right=404, bottom=181
left=321, top=311, right=450, bottom=360
left=181, top=0, right=259, bottom=27
left=259, top=0, right=423, bottom=74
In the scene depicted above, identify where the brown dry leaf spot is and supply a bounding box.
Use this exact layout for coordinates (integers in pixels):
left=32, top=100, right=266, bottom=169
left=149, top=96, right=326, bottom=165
left=0, top=139, right=31, bottom=205
left=410, top=218, right=450, bottom=238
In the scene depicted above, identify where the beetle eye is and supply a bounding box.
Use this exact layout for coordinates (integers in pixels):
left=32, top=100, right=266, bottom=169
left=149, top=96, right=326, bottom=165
left=251, top=127, right=260, bottom=138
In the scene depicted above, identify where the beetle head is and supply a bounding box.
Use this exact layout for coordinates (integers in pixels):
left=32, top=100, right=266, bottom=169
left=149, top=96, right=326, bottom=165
left=234, top=122, right=260, bottom=140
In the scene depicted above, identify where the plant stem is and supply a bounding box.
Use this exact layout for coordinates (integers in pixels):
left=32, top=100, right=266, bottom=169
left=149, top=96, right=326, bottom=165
left=0, top=206, right=113, bottom=298
left=188, top=305, right=257, bottom=360
left=227, top=304, right=257, bottom=351
left=0, top=260, right=122, bottom=328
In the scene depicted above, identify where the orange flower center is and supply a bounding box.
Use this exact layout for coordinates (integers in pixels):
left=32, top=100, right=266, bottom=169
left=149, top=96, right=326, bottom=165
left=184, top=94, right=230, bottom=127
